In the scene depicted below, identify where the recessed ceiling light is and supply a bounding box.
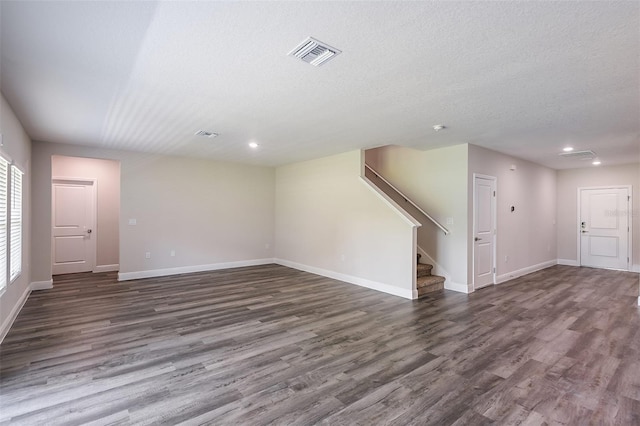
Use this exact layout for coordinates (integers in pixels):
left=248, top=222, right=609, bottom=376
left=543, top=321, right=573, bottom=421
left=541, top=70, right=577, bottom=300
left=248, top=142, right=259, bottom=149
left=563, top=147, right=574, bottom=152
left=433, top=125, right=446, bottom=131
left=592, top=160, right=601, bottom=165
left=194, top=130, right=218, bottom=138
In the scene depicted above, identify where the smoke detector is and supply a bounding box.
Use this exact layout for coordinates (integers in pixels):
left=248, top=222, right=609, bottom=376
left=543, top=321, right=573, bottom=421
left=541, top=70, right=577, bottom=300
left=288, top=37, right=341, bottom=67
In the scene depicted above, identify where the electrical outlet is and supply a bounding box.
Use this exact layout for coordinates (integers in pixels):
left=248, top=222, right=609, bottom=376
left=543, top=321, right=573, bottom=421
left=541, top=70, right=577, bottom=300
left=265, top=243, right=270, bottom=249
left=145, top=252, right=151, bottom=259
left=340, top=254, right=346, bottom=261
left=170, top=250, right=175, bottom=257
left=505, top=255, right=509, bottom=263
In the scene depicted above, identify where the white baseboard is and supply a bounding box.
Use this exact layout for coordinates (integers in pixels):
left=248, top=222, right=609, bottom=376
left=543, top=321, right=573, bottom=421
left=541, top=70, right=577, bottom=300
left=117, top=258, right=275, bottom=281
left=31, top=279, right=53, bottom=291
left=274, top=258, right=414, bottom=300
left=557, top=259, right=579, bottom=267
left=496, top=260, right=557, bottom=284
left=445, top=281, right=471, bottom=294
left=94, top=264, right=119, bottom=273
left=631, top=264, right=640, bottom=273
left=1, top=283, right=35, bottom=344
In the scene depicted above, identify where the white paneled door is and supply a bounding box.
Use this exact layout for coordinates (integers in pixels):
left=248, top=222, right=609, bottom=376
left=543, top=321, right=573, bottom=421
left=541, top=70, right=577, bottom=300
left=473, top=175, right=496, bottom=290
left=579, top=187, right=630, bottom=270
left=52, top=180, right=96, bottom=275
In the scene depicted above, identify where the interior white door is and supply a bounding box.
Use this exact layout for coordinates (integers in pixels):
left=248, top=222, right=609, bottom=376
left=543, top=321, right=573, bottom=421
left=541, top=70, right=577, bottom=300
left=52, top=180, right=96, bottom=274
left=474, top=175, right=496, bottom=290
left=580, top=187, right=629, bottom=270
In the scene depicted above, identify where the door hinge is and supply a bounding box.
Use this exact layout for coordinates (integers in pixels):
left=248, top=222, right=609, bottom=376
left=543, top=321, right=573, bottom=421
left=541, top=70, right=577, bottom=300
left=628, top=196, right=631, bottom=201
left=493, top=267, right=496, bottom=273
left=493, top=191, right=496, bottom=197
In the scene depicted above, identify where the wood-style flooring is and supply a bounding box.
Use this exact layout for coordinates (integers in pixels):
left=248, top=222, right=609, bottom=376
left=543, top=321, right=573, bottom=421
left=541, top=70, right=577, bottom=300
left=1, top=264, right=639, bottom=425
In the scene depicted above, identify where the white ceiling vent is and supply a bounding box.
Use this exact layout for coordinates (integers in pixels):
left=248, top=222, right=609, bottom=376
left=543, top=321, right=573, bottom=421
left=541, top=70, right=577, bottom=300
left=558, top=150, right=597, bottom=160
left=288, top=37, right=341, bottom=67
left=194, top=130, right=218, bottom=138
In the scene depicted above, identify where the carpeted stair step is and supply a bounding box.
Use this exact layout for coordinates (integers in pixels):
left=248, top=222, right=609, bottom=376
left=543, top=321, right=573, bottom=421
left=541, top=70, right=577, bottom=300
left=417, top=274, right=445, bottom=297
left=417, top=263, right=433, bottom=277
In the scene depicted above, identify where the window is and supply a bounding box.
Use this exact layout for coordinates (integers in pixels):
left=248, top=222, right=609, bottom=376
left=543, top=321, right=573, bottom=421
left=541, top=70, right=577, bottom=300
left=10, top=165, right=22, bottom=281
left=0, top=156, right=23, bottom=293
left=0, top=157, right=6, bottom=292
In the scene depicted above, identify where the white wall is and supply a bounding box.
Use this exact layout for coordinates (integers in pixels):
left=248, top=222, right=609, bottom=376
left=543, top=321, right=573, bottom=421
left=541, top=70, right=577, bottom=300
left=32, top=142, right=275, bottom=282
left=275, top=150, right=416, bottom=298
left=52, top=155, right=120, bottom=270
left=557, top=163, right=640, bottom=270
left=468, top=144, right=557, bottom=283
left=366, top=144, right=469, bottom=290
left=0, top=94, right=32, bottom=340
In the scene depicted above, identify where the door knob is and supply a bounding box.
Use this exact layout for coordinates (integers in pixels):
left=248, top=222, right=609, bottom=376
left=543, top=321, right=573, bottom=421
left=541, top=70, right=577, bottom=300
left=581, top=230, right=588, bottom=233
left=87, top=229, right=92, bottom=234
left=474, top=237, right=481, bottom=241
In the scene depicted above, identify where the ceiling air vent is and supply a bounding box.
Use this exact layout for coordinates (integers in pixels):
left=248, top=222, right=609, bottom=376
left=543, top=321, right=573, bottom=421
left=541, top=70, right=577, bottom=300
left=288, top=37, right=341, bottom=67
left=558, top=150, right=597, bottom=161
left=194, top=130, right=218, bottom=138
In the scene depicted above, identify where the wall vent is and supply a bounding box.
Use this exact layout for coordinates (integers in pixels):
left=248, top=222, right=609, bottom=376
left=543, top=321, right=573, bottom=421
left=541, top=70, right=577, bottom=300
left=194, top=130, right=218, bottom=138
left=558, top=150, right=597, bottom=160
left=288, top=37, right=341, bottom=67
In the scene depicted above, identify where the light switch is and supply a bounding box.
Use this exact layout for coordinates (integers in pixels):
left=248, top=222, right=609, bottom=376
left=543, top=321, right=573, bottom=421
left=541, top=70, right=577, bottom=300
left=128, top=219, right=137, bottom=225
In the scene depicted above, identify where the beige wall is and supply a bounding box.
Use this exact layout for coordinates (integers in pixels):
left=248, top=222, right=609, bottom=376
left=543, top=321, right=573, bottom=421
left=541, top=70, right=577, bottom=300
left=366, top=144, right=469, bottom=290
left=52, top=156, right=120, bottom=268
left=557, top=163, right=640, bottom=269
left=0, top=94, right=32, bottom=336
left=468, top=145, right=557, bottom=283
left=32, top=141, right=275, bottom=281
left=275, top=150, right=416, bottom=298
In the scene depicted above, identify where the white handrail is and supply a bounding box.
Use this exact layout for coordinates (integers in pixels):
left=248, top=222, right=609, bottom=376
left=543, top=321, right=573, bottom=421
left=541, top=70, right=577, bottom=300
left=365, top=164, right=449, bottom=235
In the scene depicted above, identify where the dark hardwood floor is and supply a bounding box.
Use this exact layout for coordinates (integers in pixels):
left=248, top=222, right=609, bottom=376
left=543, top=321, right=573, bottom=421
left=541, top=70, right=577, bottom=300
left=1, top=264, right=639, bottom=425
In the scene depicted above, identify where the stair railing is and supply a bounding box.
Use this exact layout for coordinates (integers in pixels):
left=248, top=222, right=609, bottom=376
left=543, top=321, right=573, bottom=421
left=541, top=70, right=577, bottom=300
left=365, top=164, right=449, bottom=235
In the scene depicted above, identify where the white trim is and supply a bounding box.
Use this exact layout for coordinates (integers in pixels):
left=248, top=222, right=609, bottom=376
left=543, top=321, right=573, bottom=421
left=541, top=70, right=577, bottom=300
left=0, top=279, right=53, bottom=344
left=577, top=185, right=632, bottom=271
left=274, top=258, right=414, bottom=300
left=637, top=296, right=639, bottom=307
left=631, top=264, right=640, bottom=273
left=31, top=279, right=53, bottom=291
left=117, top=259, right=275, bottom=281
left=557, top=258, right=579, bottom=266
left=472, top=173, right=497, bottom=289
left=94, top=264, right=119, bottom=273
left=496, top=260, right=557, bottom=284
left=360, top=176, right=421, bottom=228
left=445, top=281, right=471, bottom=293
left=0, top=285, right=31, bottom=343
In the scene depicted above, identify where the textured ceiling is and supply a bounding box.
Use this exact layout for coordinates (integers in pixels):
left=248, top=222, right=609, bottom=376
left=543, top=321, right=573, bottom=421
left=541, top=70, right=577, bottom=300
left=1, top=1, right=638, bottom=168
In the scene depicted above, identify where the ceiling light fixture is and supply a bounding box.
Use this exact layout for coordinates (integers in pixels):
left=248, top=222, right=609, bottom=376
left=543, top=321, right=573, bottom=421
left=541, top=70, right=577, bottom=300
left=433, top=125, right=446, bottom=132
left=249, top=142, right=259, bottom=149
left=194, top=130, right=218, bottom=138
left=592, top=160, right=601, bottom=165
left=562, top=147, right=574, bottom=152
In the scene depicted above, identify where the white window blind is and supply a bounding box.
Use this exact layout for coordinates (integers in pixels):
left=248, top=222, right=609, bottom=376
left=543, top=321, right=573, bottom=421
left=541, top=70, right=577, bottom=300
left=10, top=165, right=22, bottom=282
left=0, top=158, right=7, bottom=291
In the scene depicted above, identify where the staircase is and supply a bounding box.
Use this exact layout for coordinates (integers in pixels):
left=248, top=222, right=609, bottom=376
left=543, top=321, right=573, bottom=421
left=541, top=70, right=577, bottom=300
left=417, top=254, right=445, bottom=297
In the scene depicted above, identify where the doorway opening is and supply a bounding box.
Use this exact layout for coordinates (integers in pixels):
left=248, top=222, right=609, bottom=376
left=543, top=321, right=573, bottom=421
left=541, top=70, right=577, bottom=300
left=51, top=155, right=121, bottom=275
